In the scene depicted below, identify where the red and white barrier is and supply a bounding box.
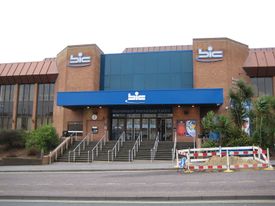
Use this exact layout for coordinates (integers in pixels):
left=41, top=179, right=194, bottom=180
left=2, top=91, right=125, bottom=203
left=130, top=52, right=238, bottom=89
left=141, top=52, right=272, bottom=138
left=176, top=146, right=272, bottom=172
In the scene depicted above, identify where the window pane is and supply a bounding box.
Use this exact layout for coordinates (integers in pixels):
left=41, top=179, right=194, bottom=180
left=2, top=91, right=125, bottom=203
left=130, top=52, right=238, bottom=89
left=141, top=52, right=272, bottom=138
left=265, top=78, right=273, bottom=96
left=258, top=78, right=265, bottom=96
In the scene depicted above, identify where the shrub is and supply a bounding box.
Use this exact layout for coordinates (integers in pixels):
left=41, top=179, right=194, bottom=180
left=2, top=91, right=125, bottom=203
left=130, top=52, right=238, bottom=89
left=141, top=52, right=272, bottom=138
left=202, top=139, right=218, bottom=148
left=0, top=129, right=26, bottom=150
left=25, top=125, right=60, bottom=154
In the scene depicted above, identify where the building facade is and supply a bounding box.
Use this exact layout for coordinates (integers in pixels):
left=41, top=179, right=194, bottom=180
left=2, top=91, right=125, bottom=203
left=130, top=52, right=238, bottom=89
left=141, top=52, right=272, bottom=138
left=0, top=38, right=274, bottom=147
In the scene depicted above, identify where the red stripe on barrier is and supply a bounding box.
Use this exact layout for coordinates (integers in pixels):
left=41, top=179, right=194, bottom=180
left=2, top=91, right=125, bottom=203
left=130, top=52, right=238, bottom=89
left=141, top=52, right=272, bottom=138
left=194, top=153, right=198, bottom=157
left=189, top=166, right=194, bottom=170
left=262, top=150, right=267, bottom=154
left=203, top=153, right=207, bottom=157
left=211, top=152, right=216, bottom=156
left=253, top=151, right=257, bottom=154
left=253, top=163, right=258, bottom=168
left=221, top=152, right=226, bottom=156
left=243, top=164, right=248, bottom=168
left=199, top=165, right=204, bottom=170
left=262, top=163, right=267, bottom=167
left=208, top=165, right=213, bottom=169
left=217, top=165, right=222, bottom=169
left=233, top=151, right=239, bottom=155
left=243, top=151, right=248, bottom=155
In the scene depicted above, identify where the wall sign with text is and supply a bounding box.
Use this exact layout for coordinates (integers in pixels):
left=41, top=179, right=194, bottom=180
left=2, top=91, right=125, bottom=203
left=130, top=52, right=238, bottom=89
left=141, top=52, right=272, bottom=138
left=68, top=52, right=91, bottom=67
left=196, top=46, right=223, bottom=63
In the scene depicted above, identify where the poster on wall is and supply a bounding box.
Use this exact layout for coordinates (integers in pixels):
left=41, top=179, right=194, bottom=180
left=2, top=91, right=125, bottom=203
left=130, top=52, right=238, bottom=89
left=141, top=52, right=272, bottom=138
left=176, top=120, right=186, bottom=136
left=185, top=120, right=196, bottom=137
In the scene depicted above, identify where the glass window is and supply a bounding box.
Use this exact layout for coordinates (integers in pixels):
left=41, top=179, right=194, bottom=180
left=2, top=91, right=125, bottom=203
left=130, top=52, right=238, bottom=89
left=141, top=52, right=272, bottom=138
left=0, top=85, right=14, bottom=129
left=67, top=121, right=83, bottom=132
left=17, top=84, right=34, bottom=130
left=251, top=77, right=273, bottom=97
left=36, top=83, right=54, bottom=128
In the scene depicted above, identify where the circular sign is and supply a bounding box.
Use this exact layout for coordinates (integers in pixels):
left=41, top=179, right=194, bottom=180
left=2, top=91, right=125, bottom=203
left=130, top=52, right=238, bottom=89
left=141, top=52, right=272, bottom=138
left=91, top=114, right=97, bottom=120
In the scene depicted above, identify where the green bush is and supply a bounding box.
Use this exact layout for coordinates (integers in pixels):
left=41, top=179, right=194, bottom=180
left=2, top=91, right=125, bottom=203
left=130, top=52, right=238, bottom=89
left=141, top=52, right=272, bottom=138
left=201, top=139, right=218, bottom=148
left=25, top=125, right=60, bottom=154
left=226, top=135, right=252, bottom=147
left=0, top=129, right=26, bottom=150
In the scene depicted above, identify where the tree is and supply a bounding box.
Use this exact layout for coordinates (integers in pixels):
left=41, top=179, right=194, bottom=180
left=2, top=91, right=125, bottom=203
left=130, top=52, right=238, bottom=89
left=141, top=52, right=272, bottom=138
left=201, top=79, right=253, bottom=147
left=252, top=96, right=275, bottom=149
left=229, top=80, right=254, bottom=128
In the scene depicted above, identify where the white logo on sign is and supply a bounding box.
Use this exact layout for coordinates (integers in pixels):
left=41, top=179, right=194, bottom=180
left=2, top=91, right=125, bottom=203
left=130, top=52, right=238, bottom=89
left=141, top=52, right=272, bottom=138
left=68, top=52, right=91, bottom=67
left=125, top=92, right=146, bottom=103
left=196, top=46, right=223, bottom=62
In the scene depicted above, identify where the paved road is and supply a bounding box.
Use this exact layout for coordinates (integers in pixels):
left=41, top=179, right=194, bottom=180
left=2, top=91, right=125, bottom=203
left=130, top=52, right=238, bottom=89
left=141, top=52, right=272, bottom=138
left=0, top=169, right=274, bottom=199
left=0, top=199, right=275, bottom=206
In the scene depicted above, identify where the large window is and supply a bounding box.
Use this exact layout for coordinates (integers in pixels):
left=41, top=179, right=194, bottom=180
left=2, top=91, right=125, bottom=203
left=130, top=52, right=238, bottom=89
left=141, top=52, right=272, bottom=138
left=36, top=83, right=54, bottom=128
left=0, top=85, right=14, bottom=129
left=17, top=84, right=34, bottom=130
left=251, top=77, right=273, bottom=96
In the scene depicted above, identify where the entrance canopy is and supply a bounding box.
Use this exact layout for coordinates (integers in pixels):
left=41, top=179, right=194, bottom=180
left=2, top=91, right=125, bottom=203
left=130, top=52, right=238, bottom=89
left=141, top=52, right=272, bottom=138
left=57, top=88, right=223, bottom=107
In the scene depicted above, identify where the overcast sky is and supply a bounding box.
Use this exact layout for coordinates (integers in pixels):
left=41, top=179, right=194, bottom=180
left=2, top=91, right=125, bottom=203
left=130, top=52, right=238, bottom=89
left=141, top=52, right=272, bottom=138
left=0, top=0, right=274, bottom=63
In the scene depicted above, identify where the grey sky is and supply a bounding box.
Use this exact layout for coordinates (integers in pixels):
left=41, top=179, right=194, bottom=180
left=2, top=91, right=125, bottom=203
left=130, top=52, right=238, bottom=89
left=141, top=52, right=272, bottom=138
left=0, top=0, right=274, bottom=63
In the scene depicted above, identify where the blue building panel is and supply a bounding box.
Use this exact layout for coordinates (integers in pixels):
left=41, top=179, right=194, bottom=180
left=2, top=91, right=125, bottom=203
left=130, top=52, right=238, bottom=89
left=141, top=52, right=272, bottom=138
left=57, top=89, right=223, bottom=107
left=100, top=51, right=193, bottom=91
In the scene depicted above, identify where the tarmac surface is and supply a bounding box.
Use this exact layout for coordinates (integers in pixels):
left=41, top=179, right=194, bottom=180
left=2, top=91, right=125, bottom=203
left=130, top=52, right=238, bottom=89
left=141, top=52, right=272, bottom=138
left=0, top=160, right=274, bottom=201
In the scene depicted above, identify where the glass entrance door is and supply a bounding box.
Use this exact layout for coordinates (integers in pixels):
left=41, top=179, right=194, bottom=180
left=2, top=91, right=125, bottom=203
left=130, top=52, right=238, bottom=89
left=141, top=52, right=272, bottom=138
left=158, top=118, right=172, bottom=141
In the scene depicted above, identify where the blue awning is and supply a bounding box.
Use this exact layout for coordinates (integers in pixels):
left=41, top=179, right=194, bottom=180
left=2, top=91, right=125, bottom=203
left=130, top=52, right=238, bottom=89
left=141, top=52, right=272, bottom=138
left=57, top=88, right=223, bottom=107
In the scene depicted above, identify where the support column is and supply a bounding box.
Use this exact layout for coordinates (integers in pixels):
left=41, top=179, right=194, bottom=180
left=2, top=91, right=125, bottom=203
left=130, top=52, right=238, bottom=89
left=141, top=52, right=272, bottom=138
left=12, top=84, right=19, bottom=129
left=31, top=83, right=38, bottom=130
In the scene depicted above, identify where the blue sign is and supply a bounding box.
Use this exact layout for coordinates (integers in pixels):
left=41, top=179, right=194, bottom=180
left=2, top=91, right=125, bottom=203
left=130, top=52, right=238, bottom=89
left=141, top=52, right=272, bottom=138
left=57, top=88, right=223, bottom=107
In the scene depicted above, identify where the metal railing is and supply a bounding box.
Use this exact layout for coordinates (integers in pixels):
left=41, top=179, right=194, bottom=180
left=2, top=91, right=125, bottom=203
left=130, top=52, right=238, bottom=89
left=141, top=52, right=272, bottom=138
left=69, top=132, right=93, bottom=162
left=48, top=132, right=77, bottom=164
left=128, top=132, right=142, bottom=162
left=108, top=131, right=125, bottom=162
left=88, top=131, right=108, bottom=163
left=150, top=132, right=159, bottom=162
left=171, top=131, right=177, bottom=161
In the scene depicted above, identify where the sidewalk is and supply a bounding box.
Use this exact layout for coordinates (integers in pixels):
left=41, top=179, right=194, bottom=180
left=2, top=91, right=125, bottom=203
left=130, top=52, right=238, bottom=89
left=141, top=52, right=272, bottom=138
left=0, top=160, right=176, bottom=172
left=0, top=160, right=274, bottom=173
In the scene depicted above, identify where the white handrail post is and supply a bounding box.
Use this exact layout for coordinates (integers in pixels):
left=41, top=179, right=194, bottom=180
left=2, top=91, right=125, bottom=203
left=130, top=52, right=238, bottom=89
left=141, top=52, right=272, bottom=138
left=219, top=146, right=222, bottom=157
left=49, top=152, right=52, bottom=164
left=128, top=150, right=131, bottom=162
left=108, top=150, right=110, bottom=162
left=73, top=151, right=76, bottom=162
left=68, top=151, right=70, bottom=163
left=92, top=150, right=94, bottom=162
left=226, top=149, right=230, bottom=170
left=88, top=151, right=90, bottom=163
left=112, top=150, right=114, bottom=161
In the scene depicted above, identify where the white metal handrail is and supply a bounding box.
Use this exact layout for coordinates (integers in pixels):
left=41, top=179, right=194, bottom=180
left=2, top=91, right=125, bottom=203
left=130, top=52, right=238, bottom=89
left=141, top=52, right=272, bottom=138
left=108, top=131, right=125, bottom=162
left=49, top=132, right=77, bottom=164
left=70, top=132, right=92, bottom=162
left=128, top=132, right=142, bottom=162
left=88, top=131, right=108, bottom=163
left=150, top=132, right=159, bottom=162
left=172, top=131, right=177, bottom=161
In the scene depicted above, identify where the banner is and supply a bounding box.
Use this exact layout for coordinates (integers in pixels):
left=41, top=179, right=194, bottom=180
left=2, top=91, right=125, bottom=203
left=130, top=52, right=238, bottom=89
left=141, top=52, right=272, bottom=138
left=186, top=120, right=196, bottom=137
